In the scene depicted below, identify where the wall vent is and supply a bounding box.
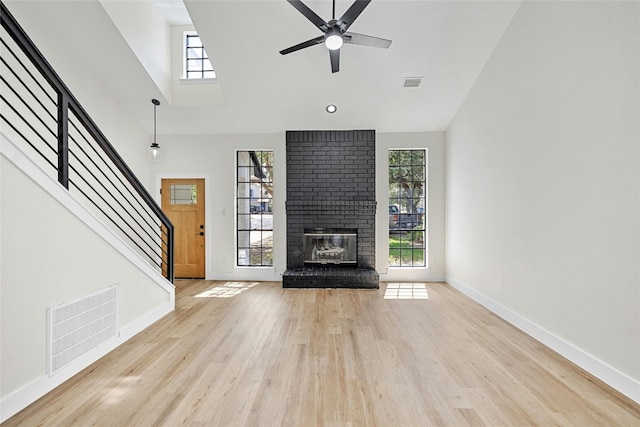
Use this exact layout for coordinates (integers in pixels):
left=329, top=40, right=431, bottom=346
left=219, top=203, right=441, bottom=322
left=47, top=286, right=118, bottom=375
left=402, top=77, right=422, bottom=88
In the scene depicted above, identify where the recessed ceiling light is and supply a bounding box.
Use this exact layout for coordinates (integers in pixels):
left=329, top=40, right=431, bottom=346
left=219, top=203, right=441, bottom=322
left=326, top=104, right=337, bottom=114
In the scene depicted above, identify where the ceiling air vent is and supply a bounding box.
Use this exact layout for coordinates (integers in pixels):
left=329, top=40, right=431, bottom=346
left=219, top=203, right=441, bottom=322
left=402, top=77, right=422, bottom=88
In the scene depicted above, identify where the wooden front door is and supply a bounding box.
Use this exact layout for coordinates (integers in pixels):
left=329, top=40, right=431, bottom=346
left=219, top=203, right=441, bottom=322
left=161, top=178, right=206, bottom=278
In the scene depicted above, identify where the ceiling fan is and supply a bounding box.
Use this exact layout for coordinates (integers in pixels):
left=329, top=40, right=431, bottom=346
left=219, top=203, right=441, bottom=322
left=280, top=0, right=392, bottom=73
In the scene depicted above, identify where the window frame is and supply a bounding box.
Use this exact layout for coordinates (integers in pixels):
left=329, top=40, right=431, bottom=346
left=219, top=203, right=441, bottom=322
left=388, top=149, right=427, bottom=268
left=183, top=31, right=216, bottom=80
left=236, top=150, right=274, bottom=267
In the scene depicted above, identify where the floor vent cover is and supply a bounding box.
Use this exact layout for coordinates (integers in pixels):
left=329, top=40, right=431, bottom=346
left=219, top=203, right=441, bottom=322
left=47, top=286, right=118, bottom=375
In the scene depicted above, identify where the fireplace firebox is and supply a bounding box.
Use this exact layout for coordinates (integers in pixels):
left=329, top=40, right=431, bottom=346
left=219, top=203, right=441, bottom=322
left=304, top=228, right=357, bottom=266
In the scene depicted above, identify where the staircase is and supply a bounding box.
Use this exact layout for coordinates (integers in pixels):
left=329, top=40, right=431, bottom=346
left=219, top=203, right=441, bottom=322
left=0, top=2, right=175, bottom=422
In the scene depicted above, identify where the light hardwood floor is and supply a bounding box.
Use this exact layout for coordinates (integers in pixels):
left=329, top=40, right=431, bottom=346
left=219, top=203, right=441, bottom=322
left=4, top=281, right=640, bottom=426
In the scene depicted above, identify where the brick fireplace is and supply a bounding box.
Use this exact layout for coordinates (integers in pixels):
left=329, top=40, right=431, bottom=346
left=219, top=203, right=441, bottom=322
left=283, top=130, right=379, bottom=288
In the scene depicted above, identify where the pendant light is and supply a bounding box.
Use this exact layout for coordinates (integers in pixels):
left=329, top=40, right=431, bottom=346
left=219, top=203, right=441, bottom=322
left=150, top=98, right=160, bottom=160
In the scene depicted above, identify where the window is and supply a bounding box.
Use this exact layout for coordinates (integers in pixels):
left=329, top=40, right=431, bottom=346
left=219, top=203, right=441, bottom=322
left=388, top=149, right=427, bottom=267
left=237, top=151, right=273, bottom=266
left=169, top=184, right=197, bottom=204
left=184, top=32, right=215, bottom=79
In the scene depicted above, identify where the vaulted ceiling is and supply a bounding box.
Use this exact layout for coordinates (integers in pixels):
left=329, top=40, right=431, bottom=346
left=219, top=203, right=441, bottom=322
left=6, top=0, right=522, bottom=135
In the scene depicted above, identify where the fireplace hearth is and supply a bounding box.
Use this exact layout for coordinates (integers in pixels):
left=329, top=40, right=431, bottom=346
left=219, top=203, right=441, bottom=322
left=283, top=266, right=379, bottom=288
left=283, top=130, right=379, bottom=289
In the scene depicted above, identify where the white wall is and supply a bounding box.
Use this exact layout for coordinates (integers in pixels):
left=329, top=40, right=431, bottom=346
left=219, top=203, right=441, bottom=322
left=1, top=3, right=176, bottom=420
left=0, top=148, right=174, bottom=421
left=152, top=133, right=287, bottom=281
left=100, top=0, right=173, bottom=104
left=377, top=132, right=446, bottom=282
left=445, top=1, right=639, bottom=402
left=5, top=1, right=152, bottom=188
left=153, top=131, right=446, bottom=282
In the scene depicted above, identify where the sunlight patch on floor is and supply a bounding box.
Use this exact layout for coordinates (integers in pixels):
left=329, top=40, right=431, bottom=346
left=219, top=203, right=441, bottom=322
left=195, top=282, right=258, bottom=298
left=101, top=376, right=141, bottom=405
left=384, top=283, right=429, bottom=300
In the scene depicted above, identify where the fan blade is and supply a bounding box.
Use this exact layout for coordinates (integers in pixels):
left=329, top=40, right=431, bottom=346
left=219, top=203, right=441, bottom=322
left=287, top=0, right=329, bottom=32
left=330, top=48, right=340, bottom=73
left=343, top=32, right=392, bottom=49
left=337, top=0, right=371, bottom=32
left=280, top=36, right=325, bottom=55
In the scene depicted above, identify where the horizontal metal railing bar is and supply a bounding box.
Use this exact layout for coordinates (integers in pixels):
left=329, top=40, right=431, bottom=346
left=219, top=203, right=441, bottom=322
left=67, top=148, right=163, bottom=253
left=67, top=125, right=163, bottom=243
left=0, top=7, right=67, bottom=97
left=0, top=75, right=57, bottom=140
left=68, top=174, right=162, bottom=269
left=67, top=101, right=171, bottom=231
left=67, top=116, right=163, bottom=239
left=0, top=93, right=57, bottom=158
left=0, top=111, right=58, bottom=172
left=0, top=46, right=57, bottom=117
left=67, top=161, right=163, bottom=263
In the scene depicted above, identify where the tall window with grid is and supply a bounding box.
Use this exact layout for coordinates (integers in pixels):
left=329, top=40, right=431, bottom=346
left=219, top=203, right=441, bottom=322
left=184, top=32, right=215, bottom=79
left=237, top=151, right=273, bottom=266
left=388, top=149, right=427, bottom=267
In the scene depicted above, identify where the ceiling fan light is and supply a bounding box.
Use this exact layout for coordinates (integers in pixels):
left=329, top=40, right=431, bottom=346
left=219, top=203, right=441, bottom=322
left=325, top=33, right=343, bottom=50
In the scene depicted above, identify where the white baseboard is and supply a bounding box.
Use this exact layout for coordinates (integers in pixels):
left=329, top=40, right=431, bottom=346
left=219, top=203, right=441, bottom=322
left=209, top=268, right=283, bottom=282
left=445, top=275, right=640, bottom=405
left=379, top=269, right=445, bottom=283
left=0, top=302, right=173, bottom=423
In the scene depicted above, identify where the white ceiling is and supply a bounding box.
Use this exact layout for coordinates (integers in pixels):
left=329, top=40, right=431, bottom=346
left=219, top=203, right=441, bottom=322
left=7, top=0, right=523, bottom=136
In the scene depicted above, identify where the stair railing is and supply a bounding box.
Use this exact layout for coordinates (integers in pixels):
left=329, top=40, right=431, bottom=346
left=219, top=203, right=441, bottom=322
left=0, top=1, right=174, bottom=283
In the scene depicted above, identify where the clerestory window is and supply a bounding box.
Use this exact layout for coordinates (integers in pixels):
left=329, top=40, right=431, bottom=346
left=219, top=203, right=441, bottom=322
left=184, top=32, right=215, bottom=79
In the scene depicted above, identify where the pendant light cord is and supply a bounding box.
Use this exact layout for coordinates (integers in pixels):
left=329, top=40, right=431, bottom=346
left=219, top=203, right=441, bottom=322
left=152, top=98, right=160, bottom=145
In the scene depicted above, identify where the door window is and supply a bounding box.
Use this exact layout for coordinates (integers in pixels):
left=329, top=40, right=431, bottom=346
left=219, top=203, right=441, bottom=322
left=170, top=184, right=197, bottom=204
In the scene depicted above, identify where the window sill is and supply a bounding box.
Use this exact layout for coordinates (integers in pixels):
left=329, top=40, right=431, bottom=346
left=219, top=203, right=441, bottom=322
left=235, top=266, right=275, bottom=269
left=180, top=78, right=218, bottom=85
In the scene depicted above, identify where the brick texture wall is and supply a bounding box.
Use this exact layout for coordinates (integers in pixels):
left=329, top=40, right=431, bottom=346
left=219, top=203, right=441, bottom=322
left=286, top=130, right=376, bottom=269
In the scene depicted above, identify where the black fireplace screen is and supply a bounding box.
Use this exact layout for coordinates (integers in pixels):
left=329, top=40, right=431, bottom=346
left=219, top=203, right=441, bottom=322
left=303, top=228, right=357, bottom=266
